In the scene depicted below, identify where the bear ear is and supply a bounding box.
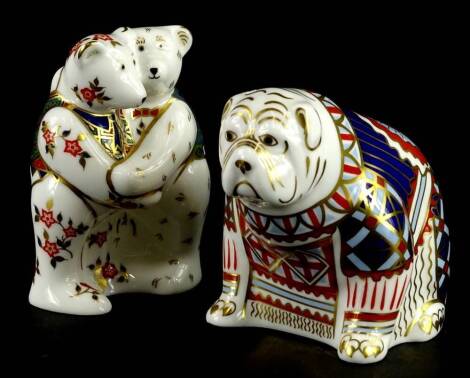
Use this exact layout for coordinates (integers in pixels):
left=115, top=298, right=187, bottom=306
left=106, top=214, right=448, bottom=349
left=78, top=42, right=106, bottom=64
left=295, top=104, right=322, bottom=151
left=111, top=27, right=135, bottom=45
left=169, top=25, right=193, bottom=56
left=112, top=26, right=132, bottom=34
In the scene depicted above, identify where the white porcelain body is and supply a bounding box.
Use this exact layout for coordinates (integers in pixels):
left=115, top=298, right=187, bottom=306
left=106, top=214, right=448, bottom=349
left=30, top=28, right=209, bottom=315
left=207, top=88, right=449, bottom=363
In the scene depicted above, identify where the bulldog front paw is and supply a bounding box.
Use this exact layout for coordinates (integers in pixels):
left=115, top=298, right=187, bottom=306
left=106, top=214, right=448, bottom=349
left=338, top=333, right=389, bottom=364
left=206, top=297, right=246, bottom=326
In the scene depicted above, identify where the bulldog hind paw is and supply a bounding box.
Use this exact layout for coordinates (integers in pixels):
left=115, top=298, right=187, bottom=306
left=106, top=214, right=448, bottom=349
left=406, top=301, right=445, bottom=341
left=206, top=297, right=246, bottom=327
left=338, top=333, right=389, bottom=364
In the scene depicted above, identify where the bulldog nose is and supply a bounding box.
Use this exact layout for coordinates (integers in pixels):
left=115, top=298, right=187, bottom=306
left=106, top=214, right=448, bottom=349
left=235, top=160, right=252, bottom=174
left=149, top=67, right=158, bottom=75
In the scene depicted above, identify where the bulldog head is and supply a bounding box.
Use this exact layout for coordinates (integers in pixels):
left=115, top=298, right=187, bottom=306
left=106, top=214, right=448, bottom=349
left=219, top=88, right=342, bottom=209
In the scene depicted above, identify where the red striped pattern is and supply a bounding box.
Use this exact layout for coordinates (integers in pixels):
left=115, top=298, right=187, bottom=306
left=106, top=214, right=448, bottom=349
left=340, top=133, right=355, bottom=141
left=343, top=164, right=362, bottom=175
left=224, top=239, right=238, bottom=271
left=327, top=106, right=342, bottom=114
left=344, top=310, right=399, bottom=322
left=223, top=272, right=240, bottom=282
left=331, top=192, right=350, bottom=210
left=306, top=208, right=321, bottom=228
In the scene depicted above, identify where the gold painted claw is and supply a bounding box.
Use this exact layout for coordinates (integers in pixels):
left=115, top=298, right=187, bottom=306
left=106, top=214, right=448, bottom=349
left=339, top=334, right=385, bottom=360
left=405, top=300, right=445, bottom=337
left=208, top=299, right=236, bottom=317
left=209, top=299, right=225, bottom=314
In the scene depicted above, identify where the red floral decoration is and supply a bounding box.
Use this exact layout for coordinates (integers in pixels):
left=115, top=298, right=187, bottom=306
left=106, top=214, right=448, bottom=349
left=40, top=209, right=56, bottom=228
left=42, top=128, right=56, bottom=145
left=43, top=240, right=60, bottom=257
left=72, top=78, right=111, bottom=108
left=63, top=225, right=78, bottom=238
left=64, top=139, right=83, bottom=157
left=89, top=231, right=108, bottom=248
left=80, top=87, right=97, bottom=103
left=41, top=121, right=56, bottom=157
left=34, top=204, right=90, bottom=268
left=88, top=253, right=129, bottom=288
left=102, top=262, right=119, bottom=279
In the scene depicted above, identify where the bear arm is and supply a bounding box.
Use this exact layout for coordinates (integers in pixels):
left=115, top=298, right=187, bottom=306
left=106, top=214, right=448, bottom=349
left=38, top=107, right=115, bottom=202
left=109, top=101, right=197, bottom=197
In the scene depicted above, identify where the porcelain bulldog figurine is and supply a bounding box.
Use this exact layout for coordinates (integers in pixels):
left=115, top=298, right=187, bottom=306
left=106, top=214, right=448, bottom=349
left=30, top=27, right=209, bottom=315
left=207, top=88, right=449, bottom=363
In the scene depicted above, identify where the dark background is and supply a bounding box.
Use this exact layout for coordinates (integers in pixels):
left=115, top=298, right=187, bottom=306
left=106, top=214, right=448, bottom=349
left=10, top=4, right=464, bottom=376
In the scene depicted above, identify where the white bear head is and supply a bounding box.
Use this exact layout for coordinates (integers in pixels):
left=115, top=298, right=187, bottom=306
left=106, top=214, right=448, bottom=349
left=60, top=33, right=146, bottom=111
left=112, top=26, right=193, bottom=103
left=219, top=88, right=342, bottom=209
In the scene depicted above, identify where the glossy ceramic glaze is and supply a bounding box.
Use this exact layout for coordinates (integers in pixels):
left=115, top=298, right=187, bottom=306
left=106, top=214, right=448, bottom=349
left=207, top=88, right=449, bottom=363
left=30, top=27, right=209, bottom=315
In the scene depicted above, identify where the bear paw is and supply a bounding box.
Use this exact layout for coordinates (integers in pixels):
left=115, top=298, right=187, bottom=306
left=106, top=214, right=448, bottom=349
left=29, top=281, right=112, bottom=315
left=150, top=262, right=201, bottom=295
left=338, top=333, right=389, bottom=364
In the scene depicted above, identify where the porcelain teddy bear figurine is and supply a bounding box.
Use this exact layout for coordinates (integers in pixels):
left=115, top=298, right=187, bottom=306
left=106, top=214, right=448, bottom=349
left=30, top=26, right=209, bottom=315
left=207, top=88, right=449, bottom=363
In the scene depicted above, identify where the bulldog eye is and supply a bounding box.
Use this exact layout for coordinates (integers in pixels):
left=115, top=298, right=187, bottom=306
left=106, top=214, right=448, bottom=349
left=225, top=130, right=237, bottom=142
left=259, top=134, right=278, bottom=146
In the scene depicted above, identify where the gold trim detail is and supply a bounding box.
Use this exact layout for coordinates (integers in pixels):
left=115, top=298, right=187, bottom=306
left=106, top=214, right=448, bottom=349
left=249, top=301, right=334, bottom=339
left=405, top=299, right=444, bottom=336
left=339, top=334, right=385, bottom=359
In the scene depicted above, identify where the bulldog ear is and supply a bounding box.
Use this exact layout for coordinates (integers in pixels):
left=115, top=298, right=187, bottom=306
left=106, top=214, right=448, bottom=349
left=169, top=25, right=193, bottom=56
left=295, top=105, right=322, bottom=151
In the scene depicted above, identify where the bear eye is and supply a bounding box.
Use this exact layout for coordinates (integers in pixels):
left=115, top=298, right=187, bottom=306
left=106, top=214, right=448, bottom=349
left=139, top=45, right=144, bottom=52
left=121, top=64, right=125, bottom=70
left=133, top=59, right=136, bottom=65
left=225, top=130, right=237, bottom=142
left=259, top=134, right=278, bottom=146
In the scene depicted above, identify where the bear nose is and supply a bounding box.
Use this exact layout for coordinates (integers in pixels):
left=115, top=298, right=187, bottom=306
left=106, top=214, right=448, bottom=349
left=149, top=67, right=158, bottom=75
left=235, top=160, right=252, bottom=174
